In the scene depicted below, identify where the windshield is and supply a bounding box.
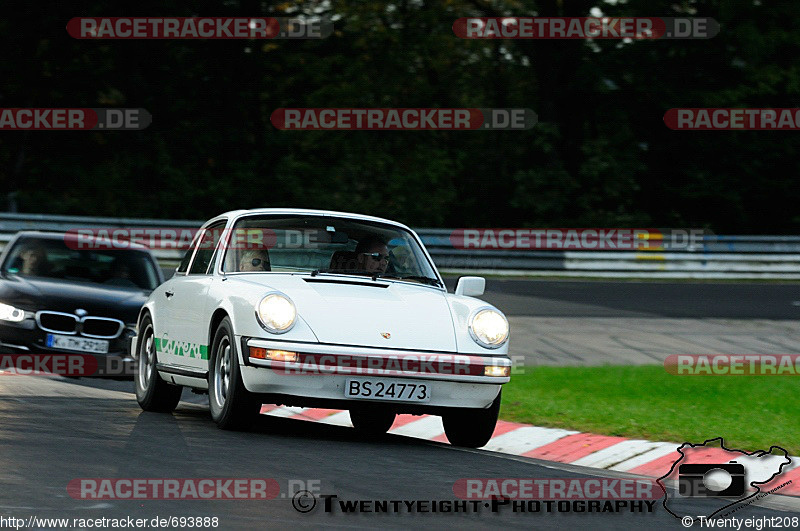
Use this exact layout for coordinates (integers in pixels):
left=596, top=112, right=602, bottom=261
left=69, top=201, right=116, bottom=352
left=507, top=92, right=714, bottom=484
left=2, top=236, right=160, bottom=291
left=221, top=215, right=440, bottom=285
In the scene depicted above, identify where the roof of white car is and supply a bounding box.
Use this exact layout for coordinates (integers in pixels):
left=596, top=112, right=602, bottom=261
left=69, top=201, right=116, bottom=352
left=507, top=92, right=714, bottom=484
left=212, top=208, right=413, bottom=231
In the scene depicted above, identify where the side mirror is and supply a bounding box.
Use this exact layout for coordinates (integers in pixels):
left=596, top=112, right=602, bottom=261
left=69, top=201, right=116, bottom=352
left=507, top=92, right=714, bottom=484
left=455, top=276, right=485, bottom=297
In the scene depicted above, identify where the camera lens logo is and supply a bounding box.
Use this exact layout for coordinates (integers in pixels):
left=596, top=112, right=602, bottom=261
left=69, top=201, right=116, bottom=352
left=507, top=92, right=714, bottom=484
left=678, top=463, right=745, bottom=497
left=658, top=438, right=792, bottom=521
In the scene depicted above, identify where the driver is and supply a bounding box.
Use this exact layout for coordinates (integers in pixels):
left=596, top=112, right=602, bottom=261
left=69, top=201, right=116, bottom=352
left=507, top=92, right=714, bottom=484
left=17, top=242, right=50, bottom=276
left=355, top=236, right=389, bottom=274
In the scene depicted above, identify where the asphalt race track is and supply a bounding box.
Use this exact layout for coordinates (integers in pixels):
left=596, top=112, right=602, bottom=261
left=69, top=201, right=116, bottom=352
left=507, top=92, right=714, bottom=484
left=0, top=375, right=795, bottom=530
left=446, top=278, right=800, bottom=319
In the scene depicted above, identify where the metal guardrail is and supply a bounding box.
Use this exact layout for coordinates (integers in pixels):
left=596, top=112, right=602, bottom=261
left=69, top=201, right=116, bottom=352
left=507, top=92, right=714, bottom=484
left=2, top=213, right=800, bottom=279
left=0, top=213, right=201, bottom=266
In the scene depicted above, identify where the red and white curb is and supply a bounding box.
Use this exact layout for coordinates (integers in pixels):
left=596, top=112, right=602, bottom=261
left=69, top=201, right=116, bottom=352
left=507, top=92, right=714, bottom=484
left=260, top=405, right=800, bottom=498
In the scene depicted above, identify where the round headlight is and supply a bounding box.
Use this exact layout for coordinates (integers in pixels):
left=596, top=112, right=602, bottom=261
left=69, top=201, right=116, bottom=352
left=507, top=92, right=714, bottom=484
left=469, top=308, right=509, bottom=349
left=256, top=293, right=297, bottom=334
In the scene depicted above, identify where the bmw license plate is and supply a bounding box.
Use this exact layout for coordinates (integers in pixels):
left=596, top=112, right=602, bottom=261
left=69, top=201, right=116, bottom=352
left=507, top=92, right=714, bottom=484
left=46, top=334, right=109, bottom=354
left=345, top=378, right=430, bottom=403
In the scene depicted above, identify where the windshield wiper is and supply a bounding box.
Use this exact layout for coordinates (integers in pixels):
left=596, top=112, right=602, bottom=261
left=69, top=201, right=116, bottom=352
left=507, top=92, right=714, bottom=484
left=371, top=273, right=443, bottom=287
left=309, top=270, right=442, bottom=287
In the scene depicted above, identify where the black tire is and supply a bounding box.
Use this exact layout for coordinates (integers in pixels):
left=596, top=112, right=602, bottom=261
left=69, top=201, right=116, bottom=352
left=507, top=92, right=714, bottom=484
left=349, top=406, right=396, bottom=437
left=208, top=317, right=261, bottom=429
left=135, top=315, right=182, bottom=412
left=442, top=390, right=501, bottom=448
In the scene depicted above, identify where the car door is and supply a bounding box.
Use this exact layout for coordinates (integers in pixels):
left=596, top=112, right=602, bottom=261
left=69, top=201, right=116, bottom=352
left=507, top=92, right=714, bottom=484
left=154, top=229, right=202, bottom=367
left=168, top=220, right=226, bottom=371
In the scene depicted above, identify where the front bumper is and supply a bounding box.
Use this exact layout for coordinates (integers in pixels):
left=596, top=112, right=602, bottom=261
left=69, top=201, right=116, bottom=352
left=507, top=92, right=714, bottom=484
left=238, top=336, right=510, bottom=412
left=0, top=321, right=136, bottom=377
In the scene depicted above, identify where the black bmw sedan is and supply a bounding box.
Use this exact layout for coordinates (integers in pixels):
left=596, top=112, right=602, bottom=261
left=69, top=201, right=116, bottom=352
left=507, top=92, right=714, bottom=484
left=0, top=231, right=164, bottom=377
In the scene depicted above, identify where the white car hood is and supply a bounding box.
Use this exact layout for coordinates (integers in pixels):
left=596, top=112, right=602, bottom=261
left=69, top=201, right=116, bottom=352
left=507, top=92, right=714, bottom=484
left=236, top=275, right=457, bottom=351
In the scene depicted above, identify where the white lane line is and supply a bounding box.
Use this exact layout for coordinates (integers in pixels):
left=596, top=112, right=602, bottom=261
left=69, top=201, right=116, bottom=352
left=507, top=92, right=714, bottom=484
left=608, top=442, right=678, bottom=472
left=389, top=416, right=444, bottom=439
left=482, top=427, right=578, bottom=455
left=315, top=411, right=353, bottom=427
left=572, top=440, right=663, bottom=469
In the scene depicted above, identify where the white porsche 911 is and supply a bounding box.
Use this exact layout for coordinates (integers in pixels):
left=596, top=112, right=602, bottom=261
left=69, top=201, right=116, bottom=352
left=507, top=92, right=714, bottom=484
left=132, top=209, right=511, bottom=447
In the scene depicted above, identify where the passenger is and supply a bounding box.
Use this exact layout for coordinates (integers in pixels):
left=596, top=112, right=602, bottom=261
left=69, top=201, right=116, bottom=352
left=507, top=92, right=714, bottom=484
left=110, top=260, right=132, bottom=280
left=389, top=245, right=415, bottom=275
left=238, top=249, right=271, bottom=272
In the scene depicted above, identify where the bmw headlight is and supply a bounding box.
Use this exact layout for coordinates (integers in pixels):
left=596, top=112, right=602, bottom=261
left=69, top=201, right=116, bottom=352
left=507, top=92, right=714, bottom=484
left=256, top=293, right=297, bottom=334
left=0, top=302, right=25, bottom=323
left=469, top=308, right=509, bottom=349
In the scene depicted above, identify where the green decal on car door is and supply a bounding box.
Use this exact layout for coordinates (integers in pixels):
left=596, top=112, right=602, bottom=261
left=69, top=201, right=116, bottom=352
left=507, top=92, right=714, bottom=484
left=155, top=337, right=209, bottom=360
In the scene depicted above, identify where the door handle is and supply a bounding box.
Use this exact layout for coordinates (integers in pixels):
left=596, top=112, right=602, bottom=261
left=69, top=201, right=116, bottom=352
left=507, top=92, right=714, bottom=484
left=165, top=290, right=174, bottom=298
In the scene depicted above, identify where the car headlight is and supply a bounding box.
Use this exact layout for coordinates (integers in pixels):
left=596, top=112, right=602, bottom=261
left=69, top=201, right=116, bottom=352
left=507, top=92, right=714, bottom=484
left=0, top=302, right=25, bottom=323
left=256, top=293, right=297, bottom=334
left=468, top=308, right=509, bottom=349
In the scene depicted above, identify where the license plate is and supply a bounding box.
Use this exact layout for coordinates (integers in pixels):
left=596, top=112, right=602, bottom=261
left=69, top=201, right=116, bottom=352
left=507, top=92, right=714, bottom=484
left=46, top=334, right=109, bottom=354
left=345, top=378, right=430, bottom=403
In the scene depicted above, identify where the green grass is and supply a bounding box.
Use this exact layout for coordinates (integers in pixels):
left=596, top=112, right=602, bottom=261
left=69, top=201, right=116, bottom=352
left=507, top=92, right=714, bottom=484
left=500, top=365, right=800, bottom=455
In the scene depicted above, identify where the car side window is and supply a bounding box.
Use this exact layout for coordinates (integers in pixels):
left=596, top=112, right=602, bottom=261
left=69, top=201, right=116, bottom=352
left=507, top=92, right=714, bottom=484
left=176, top=245, right=196, bottom=274
left=188, top=222, right=226, bottom=275
left=176, top=229, right=205, bottom=274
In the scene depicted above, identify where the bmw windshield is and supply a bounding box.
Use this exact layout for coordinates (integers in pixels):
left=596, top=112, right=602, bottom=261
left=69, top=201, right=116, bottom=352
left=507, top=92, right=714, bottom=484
left=2, top=236, right=160, bottom=291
